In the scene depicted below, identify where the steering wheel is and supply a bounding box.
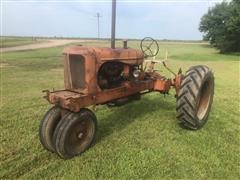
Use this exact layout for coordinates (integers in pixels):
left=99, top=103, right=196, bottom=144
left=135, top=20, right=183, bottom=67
left=140, top=37, right=159, bottom=58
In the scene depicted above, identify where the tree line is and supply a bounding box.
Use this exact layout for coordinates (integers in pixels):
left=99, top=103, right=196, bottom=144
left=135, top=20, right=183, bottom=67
left=199, top=0, right=240, bottom=53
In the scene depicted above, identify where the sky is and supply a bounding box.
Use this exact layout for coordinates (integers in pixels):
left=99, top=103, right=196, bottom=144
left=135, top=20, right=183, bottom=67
left=1, top=0, right=226, bottom=40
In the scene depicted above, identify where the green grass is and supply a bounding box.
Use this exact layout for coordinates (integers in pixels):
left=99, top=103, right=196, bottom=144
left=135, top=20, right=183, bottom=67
left=0, top=37, right=45, bottom=48
left=0, top=40, right=240, bottom=179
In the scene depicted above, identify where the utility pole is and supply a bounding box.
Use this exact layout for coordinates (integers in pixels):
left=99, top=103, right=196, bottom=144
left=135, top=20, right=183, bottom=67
left=111, top=0, right=116, bottom=48
left=96, top=12, right=102, bottom=39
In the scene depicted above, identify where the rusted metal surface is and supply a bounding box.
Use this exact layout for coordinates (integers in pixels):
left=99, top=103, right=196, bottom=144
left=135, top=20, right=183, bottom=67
left=47, top=80, right=154, bottom=112
left=63, top=46, right=144, bottom=94
left=63, top=46, right=144, bottom=63
left=63, top=50, right=96, bottom=94
left=45, top=45, right=183, bottom=112
left=153, top=79, right=171, bottom=93
left=122, top=64, right=130, bottom=77
left=172, top=74, right=183, bottom=96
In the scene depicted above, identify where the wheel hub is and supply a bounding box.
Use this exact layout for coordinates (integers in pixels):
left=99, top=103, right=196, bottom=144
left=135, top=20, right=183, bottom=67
left=77, top=132, right=84, bottom=139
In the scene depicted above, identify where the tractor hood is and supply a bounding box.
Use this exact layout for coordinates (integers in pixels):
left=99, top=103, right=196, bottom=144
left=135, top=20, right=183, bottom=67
left=63, top=46, right=144, bottom=65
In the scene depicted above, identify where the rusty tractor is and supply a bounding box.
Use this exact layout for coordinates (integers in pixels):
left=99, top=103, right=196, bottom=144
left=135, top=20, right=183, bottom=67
left=39, top=1, right=214, bottom=159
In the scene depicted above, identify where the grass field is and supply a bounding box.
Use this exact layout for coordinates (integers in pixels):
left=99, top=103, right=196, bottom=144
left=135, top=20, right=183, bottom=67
left=0, top=40, right=240, bottom=179
left=0, top=37, right=45, bottom=48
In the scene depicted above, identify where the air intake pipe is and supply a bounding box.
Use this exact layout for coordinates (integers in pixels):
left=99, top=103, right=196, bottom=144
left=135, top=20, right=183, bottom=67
left=111, top=0, right=116, bottom=49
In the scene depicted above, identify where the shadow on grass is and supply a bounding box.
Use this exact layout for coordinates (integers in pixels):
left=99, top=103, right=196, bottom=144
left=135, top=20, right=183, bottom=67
left=200, top=44, right=240, bottom=56
left=1, top=95, right=176, bottom=179
left=95, top=95, right=175, bottom=144
left=200, top=44, right=212, bottom=49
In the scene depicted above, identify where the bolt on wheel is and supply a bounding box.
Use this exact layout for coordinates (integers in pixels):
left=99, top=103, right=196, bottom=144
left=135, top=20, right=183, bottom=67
left=53, top=108, right=97, bottom=159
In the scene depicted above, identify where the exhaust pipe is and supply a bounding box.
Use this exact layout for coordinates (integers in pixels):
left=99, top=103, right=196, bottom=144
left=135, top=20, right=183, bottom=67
left=111, top=0, right=116, bottom=49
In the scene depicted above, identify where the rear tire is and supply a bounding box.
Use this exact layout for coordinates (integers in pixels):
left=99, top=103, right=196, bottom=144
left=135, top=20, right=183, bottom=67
left=176, top=65, right=214, bottom=130
left=53, top=108, right=97, bottom=159
left=39, top=106, right=61, bottom=152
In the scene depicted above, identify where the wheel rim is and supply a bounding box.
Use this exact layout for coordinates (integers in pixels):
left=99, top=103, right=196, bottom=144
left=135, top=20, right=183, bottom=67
left=66, top=116, right=95, bottom=155
left=196, top=77, right=213, bottom=120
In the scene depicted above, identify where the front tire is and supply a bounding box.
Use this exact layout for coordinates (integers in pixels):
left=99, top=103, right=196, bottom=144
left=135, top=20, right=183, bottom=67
left=176, top=65, right=214, bottom=130
left=53, top=108, right=97, bottom=159
left=39, top=106, right=62, bottom=152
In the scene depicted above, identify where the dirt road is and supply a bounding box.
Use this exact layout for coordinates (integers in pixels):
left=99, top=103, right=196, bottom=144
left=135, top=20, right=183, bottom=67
left=0, top=39, right=208, bottom=53
left=0, top=39, right=86, bottom=53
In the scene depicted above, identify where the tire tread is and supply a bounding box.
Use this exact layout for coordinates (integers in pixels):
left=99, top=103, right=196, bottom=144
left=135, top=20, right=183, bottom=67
left=176, top=65, right=214, bottom=130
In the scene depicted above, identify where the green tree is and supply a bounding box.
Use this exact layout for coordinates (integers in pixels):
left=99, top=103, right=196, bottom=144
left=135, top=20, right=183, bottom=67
left=199, top=0, right=240, bottom=53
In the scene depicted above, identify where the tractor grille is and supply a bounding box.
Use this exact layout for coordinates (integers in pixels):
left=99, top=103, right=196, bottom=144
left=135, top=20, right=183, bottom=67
left=68, top=54, right=85, bottom=89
